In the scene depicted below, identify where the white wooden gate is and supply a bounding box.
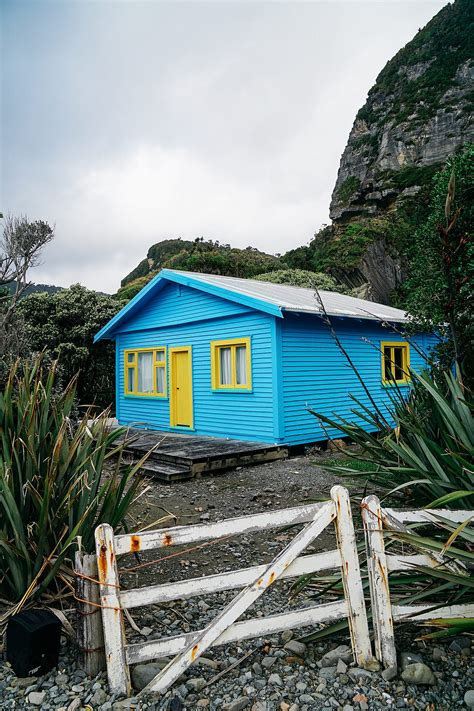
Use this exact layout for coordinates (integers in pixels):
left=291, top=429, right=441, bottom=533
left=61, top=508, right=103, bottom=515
left=362, top=494, right=474, bottom=671
left=95, top=485, right=373, bottom=697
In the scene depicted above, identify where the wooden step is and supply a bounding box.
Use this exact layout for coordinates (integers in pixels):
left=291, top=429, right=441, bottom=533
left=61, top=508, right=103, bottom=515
left=138, top=460, right=193, bottom=483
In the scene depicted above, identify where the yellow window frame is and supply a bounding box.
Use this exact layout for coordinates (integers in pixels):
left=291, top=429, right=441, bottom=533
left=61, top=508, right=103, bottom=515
left=381, top=341, right=410, bottom=385
left=211, top=337, right=252, bottom=391
left=124, top=347, right=167, bottom=397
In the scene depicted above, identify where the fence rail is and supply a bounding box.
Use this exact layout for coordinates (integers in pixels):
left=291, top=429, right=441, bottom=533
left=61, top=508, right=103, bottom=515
left=362, top=494, right=473, bottom=671
left=95, top=485, right=373, bottom=697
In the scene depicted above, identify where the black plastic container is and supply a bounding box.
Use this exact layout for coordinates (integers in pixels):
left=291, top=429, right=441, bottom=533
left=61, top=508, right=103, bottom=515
left=7, top=609, right=62, bottom=677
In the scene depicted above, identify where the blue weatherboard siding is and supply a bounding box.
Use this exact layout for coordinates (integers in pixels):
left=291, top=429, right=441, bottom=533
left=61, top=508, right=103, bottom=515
left=116, top=308, right=277, bottom=442
left=101, top=272, right=438, bottom=446
left=117, top=281, right=251, bottom=333
left=279, top=312, right=435, bottom=445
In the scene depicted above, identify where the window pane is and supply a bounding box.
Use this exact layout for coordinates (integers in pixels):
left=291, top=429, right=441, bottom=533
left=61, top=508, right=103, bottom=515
left=155, top=349, right=165, bottom=363
left=235, top=345, right=247, bottom=385
left=219, top=347, right=232, bottom=385
left=156, top=365, right=165, bottom=394
left=383, top=346, right=393, bottom=381
left=127, top=368, right=134, bottom=392
left=127, top=352, right=135, bottom=363
left=138, top=351, right=154, bottom=392
left=394, top=347, right=404, bottom=381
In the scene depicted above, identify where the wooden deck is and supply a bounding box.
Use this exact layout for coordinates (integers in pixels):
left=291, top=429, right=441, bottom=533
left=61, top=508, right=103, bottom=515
left=116, top=428, right=288, bottom=482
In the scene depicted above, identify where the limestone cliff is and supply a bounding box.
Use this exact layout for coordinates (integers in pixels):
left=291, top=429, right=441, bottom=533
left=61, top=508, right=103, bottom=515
left=330, top=0, right=473, bottom=224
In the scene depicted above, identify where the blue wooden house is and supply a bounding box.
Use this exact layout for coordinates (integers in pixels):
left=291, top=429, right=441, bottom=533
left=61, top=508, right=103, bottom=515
left=95, top=269, right=435, bottom=446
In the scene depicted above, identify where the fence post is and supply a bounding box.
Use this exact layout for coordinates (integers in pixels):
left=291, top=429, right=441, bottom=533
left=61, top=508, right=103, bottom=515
left=362, top=495, right=397, bottom=670
left=330, top=486, right=373, bottom=669
left=95, top=524, right=130, bottom=696
left=75, top=551, right=106, bottom=676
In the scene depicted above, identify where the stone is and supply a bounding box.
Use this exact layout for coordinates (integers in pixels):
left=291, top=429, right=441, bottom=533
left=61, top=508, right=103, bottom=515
left=285, top=656, right=304, bottom=666
left=197, top=657, right=218, bottom=670
left=223, top=699, right=250, bottom=711
left=289, top=706, right=299, bottom=711
left=464, top=690, right=474, bottom=709
left=13, top=677, right=38, bottom=688
left=280, top=703, right=290, bottom=711
left=131, top=661, right=167, bottom=690
left=281, top=630, right=293, bottom=643
left=319, top=666, right=337, bottom=680
left=140, top=626, right=153, bottom=637
left=382, top=665, right=398, bottom=681
left=336, top=658, right=347, bottom=674
left=67, top=699, right=81, bottom=711
left=449, top=637, right=471, bottom=653
left=187, top=677, right=206, bottom=692
left=262, top=656, right=277, bottom=669
left=432, top=646, right=445, bottom=662
left=320, top=645, right=352, bottom=667
left=399, top=651, right=423, bottom=670
left=284, top=641, right=306, bottom=657
left=401, top=662, right=436, bottom=686
left=91, top=688, right=107, bottom=706
left=28, top=692, right=46, bottom=706
left=196, top=700, right=210, bottom=708
left=268, top=673, right=283, bottom=686
left=251, top=704, right=269, bottom=711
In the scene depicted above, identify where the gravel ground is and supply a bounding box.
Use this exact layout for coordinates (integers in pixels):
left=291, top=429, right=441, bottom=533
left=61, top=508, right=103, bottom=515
left=1, top=451, right=473, bottom=710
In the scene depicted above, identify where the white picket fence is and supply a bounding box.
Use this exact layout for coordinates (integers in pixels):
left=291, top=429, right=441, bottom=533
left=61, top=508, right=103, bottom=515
left=94, top=485, right=374, bottom=697
left=362, top=494, right=474, bottom=671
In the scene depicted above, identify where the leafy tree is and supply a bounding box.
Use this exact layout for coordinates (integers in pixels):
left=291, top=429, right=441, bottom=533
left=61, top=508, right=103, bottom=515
left=254, top=268, right=349, bottom=293
left=19, top=285, right=123, bottom=408
left=400, top=144, right=473, bottom=381
left=0, top=215, right=54, bottom=358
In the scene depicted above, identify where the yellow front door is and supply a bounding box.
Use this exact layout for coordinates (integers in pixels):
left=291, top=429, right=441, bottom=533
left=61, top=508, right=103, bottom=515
left=170, top=347, right=193, bottom=428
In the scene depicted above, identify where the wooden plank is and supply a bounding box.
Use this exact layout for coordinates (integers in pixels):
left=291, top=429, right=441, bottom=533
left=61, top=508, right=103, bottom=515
left=95, top=524, right=130, bottom=697
left=380, top=508, right=467, bottom=576
left=362, top=495, right=397, bottom=670
left=386, top=553, right=438, bottom=572
left=331, top=486, right=373, bottom=668
left=393, top=603, right=474, bottom=622
left=114, top=501, right=329, bottom=555
left=140, top=500, right=337, bottom=694
left=119, top=550, right=341, bottom=609
left=127, top=599, right=347, bottom=665
left=75, top=551, right=106, bottom=676
left=383, top=508, right=472, bottom=525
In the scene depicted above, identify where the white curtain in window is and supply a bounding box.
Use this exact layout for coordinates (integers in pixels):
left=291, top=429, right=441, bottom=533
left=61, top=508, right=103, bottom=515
left=127, top=368, right=135, bottom=392
left=138, top=352, right=154, bottom=392
left=156, top=366, right=165, bottom=394
left=235, top=346, right=247, bottom=385
left=219, top=347, right=232, bottom=385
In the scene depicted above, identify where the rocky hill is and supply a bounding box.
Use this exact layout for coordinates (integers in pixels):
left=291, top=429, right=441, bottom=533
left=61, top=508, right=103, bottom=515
left=120, top=1, right=473, bottom=305
left=119, top=238, right=287, bottom=300
left=330, top=0, right=473, bottom=224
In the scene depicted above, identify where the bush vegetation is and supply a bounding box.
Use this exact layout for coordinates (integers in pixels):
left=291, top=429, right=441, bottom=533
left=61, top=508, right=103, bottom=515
left=0, top=357, right=145, bottom=606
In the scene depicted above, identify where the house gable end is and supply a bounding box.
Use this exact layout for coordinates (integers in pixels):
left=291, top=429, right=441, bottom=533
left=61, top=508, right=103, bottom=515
left=116, top=281, right=252, bottom=334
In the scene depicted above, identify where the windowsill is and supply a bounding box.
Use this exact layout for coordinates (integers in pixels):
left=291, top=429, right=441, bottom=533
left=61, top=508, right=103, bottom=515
left=211, top=388, right=254, bottom=394
left=124, top=394, right=169, bottom=400
left=382, top=381, right=410, bottom=388
left=169, top=425, right=196, bottom=432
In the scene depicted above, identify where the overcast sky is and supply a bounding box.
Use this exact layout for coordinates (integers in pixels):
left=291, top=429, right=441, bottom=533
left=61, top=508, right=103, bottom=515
left=1, top=0, right=446, bottom=293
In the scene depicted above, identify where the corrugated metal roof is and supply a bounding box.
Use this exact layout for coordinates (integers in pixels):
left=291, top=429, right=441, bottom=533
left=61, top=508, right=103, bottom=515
left=167, top=270, right=409, bottom=322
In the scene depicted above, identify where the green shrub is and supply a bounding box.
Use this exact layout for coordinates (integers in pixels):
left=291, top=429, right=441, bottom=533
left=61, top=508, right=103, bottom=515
left=311, top=368, right=473, bottom=509
left=336, top=176, right=361, bottom=203
left=0, top=357, right=146, bottom=605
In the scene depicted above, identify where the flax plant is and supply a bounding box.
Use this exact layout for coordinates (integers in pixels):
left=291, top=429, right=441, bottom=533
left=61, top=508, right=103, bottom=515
left=0, top=357, right=146, bottom=606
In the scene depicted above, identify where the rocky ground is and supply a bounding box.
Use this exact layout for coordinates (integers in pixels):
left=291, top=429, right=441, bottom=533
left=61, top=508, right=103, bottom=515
left=1, top=451, right=473, bottom=710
